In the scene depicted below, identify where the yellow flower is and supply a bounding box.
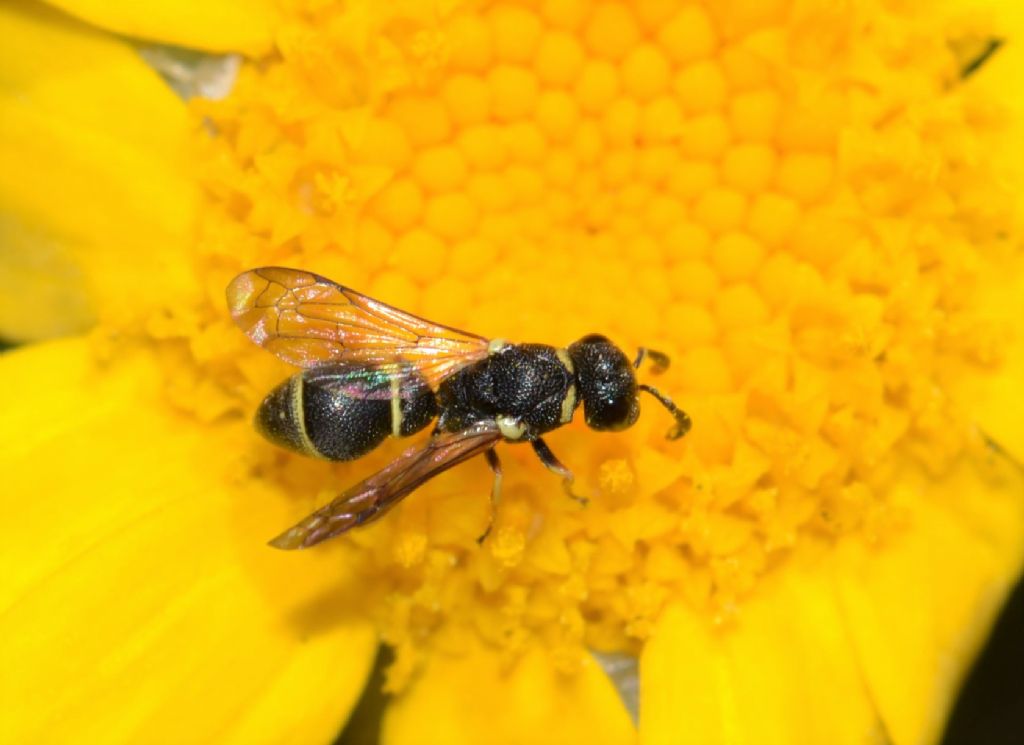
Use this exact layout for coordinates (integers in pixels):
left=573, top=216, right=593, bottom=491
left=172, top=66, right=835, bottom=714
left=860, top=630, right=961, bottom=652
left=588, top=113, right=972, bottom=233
left=2, top=0, right=1023, bottom=743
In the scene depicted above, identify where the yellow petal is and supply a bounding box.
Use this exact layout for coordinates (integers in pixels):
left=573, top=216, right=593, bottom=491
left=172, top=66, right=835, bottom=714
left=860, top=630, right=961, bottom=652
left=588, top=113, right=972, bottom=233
left=641, top=450, right=1024, bottom=745
left=640, top=572, right=879, bottom=745
left=0, top=1, right=198, bottom=342
left=37, top=0, right=278, bottom=55
left=0, top=212, right=92, bottom=340
left=383, top=641, right=637, bottom=745
left=832, top=455, right=1024, bottom=745
left=0, top=337, right=377, bottom=742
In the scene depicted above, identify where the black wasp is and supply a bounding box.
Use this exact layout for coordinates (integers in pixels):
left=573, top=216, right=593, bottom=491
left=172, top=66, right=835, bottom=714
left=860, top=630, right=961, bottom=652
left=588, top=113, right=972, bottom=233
left=227, top=267, right=691, bottom=549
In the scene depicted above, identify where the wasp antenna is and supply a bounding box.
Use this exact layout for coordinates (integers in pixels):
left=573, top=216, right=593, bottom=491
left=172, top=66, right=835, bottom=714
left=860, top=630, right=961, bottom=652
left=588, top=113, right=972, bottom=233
left=638, top=384, right=691, bottom=440
left=634, top=347, right=671, bottom=374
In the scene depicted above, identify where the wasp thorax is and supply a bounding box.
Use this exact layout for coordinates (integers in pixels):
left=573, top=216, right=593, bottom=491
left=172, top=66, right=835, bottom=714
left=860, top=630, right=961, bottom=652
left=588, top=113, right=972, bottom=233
left=567, top=335, right=640, bottom=432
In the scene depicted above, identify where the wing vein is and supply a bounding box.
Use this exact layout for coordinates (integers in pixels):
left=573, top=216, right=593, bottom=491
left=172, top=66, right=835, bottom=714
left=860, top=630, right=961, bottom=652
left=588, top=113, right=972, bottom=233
left=268, top=422, right=501, bottom=548
left=226, top=267, right=491, bottom=392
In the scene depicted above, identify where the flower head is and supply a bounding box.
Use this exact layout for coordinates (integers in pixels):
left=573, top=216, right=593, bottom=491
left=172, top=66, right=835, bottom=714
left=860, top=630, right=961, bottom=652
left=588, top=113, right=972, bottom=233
left=2, top=0, right=1023, bottom=743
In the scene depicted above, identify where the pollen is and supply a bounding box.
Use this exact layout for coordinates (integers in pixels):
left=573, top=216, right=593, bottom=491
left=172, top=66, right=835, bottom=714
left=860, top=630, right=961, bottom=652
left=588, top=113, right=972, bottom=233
left=194, top=0, right=1017, bottom=679
left=598, top=458, right=634, bottom=494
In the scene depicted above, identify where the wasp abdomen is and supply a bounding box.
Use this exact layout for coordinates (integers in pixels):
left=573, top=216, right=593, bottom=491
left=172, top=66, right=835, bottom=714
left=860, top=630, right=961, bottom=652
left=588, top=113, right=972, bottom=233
left=256, top=364, right=438, bottom=461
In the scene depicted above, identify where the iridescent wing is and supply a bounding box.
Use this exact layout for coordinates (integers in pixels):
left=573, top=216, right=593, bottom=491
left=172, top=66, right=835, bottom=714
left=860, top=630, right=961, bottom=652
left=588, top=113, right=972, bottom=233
left=227, top=267, right=490, bottom=390
left=269, top=422, right=502, bottom=549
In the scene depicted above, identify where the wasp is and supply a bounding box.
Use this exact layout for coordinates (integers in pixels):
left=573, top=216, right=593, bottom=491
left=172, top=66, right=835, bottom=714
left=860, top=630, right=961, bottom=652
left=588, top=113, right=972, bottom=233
left=227, top=267, right=691, bottom=549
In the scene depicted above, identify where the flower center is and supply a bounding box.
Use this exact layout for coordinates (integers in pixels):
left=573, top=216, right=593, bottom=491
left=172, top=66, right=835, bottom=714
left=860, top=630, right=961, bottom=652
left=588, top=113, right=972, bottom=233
left=187, top=0, right=1012, bottom=688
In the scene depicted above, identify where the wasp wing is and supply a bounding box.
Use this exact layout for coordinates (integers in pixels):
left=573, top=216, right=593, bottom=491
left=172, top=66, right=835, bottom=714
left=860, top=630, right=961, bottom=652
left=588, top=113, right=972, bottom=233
left=227, top=267, right=490, bottom=391
left=268, top=421, right=502, bottom=549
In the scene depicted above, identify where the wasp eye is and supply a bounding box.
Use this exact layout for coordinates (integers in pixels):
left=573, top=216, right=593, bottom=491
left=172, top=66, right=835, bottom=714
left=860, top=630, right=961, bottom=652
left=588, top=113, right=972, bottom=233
left=589, top=396, right=639, bottom=431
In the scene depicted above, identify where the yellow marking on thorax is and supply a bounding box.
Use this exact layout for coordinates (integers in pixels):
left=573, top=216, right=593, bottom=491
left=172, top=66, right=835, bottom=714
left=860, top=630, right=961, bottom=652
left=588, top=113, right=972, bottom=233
left=497, top=415, right=526, bottom=441
left=560, top=384, right=577, bottom=424
left=556, top=348, right=577, bottom=423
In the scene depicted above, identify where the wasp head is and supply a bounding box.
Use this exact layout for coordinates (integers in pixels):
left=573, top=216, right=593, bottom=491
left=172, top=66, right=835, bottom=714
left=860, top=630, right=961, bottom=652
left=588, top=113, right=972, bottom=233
left=568, top=334, right=640, bottom=432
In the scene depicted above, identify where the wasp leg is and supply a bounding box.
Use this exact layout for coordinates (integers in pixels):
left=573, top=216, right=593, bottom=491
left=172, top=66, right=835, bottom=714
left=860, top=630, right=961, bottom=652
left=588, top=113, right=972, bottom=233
left=638, top=384, right=692, bottom=440
left=477, top=448, right=503, bottom=544
left=532, top=438, right=588, bottom=506
left=633, top=347, right=671, bottom=374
